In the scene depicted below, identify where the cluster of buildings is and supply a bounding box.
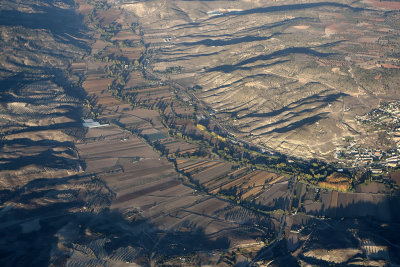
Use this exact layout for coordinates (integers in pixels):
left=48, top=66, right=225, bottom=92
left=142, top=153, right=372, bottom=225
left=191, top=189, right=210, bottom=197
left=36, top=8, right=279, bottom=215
left=356, top=101, right=400, bottom=132
left=335, top=146, right=400, bottom=168
left=334, top=102, right=400, bottom=171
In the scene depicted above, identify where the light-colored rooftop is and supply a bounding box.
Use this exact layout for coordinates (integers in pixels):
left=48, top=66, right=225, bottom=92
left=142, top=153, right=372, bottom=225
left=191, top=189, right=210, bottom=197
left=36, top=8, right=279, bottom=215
left=82, top=119, right=109, bottom=128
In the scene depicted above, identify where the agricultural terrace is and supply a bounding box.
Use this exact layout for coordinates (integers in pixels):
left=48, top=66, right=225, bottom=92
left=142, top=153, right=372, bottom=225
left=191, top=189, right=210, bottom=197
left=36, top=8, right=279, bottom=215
left=72, top=0, right=279, bottom=255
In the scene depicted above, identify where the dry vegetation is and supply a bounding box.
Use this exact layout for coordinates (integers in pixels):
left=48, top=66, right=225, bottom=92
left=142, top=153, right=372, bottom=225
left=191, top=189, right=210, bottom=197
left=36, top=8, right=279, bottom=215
left=318, top=172, right=351, bottom=191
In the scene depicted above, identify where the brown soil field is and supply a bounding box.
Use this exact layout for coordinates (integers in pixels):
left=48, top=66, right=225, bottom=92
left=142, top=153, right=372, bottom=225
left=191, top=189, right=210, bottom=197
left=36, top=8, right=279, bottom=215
left=186, top=197, right=230, bottom=216
left=136, top=92, right=172, bottom=102
left=330, top=191, right=339, bottom=209
left=114, top=180, right=182, bottom=204
left=110, top=175, right=179, bottom=200
left=192, top=163, right=232, bottom=184
left=268, top=175, right=289, bottom=184
left=118, top=115, right=146, bottom=125
left=70, top=62, right=86, bottom=70
left=82, top=127, right=126, bottom=140
left=173, top=107, right=194, bottom=116
left=87, top=61, right=108, bottom=72
left=163, top=140, right=197, bottom=153
left=241, top=187, right=263, bottom=199
left=255, top=182, right=289, bottom=210
left=103, top=153, right=266, bottom=247
left=104, top=170, right=176, bottom=196
left=125, top=71, right=147, bottom=88
left=91, top=39, right=108, bottom=54
left=95, top=95, right=123, bottom=106
left=203, top=168, right=245, bottom=189
left=391, top=170, right=400, bottom=186
left=176, top=158, right=190, bottom=165
left=382, top=63, right=400, bottom=69
left=77, top=2, right=93, bottom=14
left=77, top=138, right=157, bottom=160
left=184, top=161, right=220, bottom=173
left=110, top=30, right=141, bottom=41
left=130, top=86, right=170, bottom=93
left=119, top=166, right=173, bottom=183
left=82, top=78, right=114, bottom=93
left=143, top=195, right=202, bottom=219
left=102, top=46, right=142, bottom=61
left=84, top=157, right=119, bottom=172
left=229, top=167, right=249, bottom=177
left=77, top=125, right=159, bottom=164
left=145, top=182, right=193, bottom=198
left=355, top=182, right=389, bottom=194
left=120, top=47, right=143, bottom=60
left=208, top=178, right=239, bottom=193
left=220, top=175, right=249, bottom=191
left=194, top=162, right=226, bottom=175
left=96, top=8, right=121, bottom=26
left=206, top=169, right=270, bottom=193
left=246, top=171, right=275, bottom=187
left=168, top=148, right=198, bottom=157
left=126, top=108, right=161, bottom=120
left=100, top=157, right=179, bottom=198
left=293, top=25, right=310, bottom=30
left=178, top=160, right=210, bottom=172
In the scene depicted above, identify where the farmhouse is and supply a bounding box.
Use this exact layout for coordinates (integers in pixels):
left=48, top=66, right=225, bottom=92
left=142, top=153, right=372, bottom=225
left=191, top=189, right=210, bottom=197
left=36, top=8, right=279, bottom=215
left=82, top=119, right=109, bottom=128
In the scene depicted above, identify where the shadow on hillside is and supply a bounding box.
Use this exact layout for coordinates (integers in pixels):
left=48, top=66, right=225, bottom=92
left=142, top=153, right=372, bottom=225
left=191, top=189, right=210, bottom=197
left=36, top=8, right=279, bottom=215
left=204, top=1, right=364, bottom=22
left=251, top=108, right=327, bottom=133
left=243, top=91, right=346, bottom=119
left=0, top=147, right=81, bottom=171
left=239, top=17, right=315, bottom=34
left=172, top=17, right=311, bottom=36
left=207, top=47, right=335, bottom=73
left=245, top=91, right=347, bottom=134
left=0, top=1, right=88, bottom=49
left=156, top=51, right=223, bottom=62
left=180, top=33, right=281, bottom=47
left=205, top=73, right=277, bottom=94
left=0, top=176, right=230, bottom=266
left=205, top=60, right=288, bottom=75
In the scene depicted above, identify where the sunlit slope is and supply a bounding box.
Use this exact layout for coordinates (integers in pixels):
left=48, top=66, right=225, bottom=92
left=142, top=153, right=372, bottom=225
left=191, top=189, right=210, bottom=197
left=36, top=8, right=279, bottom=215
left=123, top=0, right=400, bottom=160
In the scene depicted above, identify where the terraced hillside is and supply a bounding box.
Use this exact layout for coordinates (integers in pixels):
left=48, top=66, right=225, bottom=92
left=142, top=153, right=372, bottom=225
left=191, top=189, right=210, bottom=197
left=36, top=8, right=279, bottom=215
left=0, top=0, right=88, bottom=189
left=122, top=0, right=400, bottom=160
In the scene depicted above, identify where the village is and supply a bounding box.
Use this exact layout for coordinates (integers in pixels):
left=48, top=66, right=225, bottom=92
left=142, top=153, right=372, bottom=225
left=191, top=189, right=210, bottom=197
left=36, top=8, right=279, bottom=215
left=335, top=101, right=400, bottom=173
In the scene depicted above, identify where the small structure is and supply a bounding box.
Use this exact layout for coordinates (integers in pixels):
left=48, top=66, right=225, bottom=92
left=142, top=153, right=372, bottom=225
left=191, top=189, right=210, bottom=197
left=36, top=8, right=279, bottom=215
left=370, top=168, right=383, bottom=174
left=82, top=119, right=109, bottom=128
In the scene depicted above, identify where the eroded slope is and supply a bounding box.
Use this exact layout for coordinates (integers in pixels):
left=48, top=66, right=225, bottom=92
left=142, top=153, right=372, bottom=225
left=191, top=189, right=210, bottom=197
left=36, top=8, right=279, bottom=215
left=123, top=0, right=400, bottom=160
left=0, top=0, right=88, bottom=189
